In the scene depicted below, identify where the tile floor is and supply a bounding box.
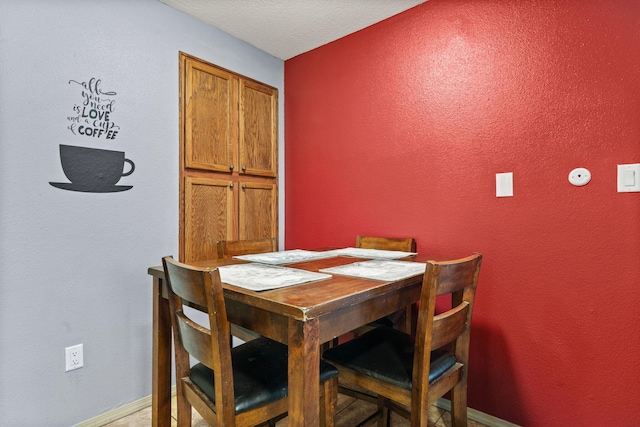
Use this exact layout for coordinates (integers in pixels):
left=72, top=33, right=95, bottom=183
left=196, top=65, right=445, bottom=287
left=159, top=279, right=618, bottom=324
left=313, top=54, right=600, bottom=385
left=104, top=393, right=491, bottom=427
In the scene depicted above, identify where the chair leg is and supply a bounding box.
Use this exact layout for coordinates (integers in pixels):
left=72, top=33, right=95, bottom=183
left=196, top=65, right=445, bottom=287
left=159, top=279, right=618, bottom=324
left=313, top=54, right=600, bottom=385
left=176, top=385, right=192, bottom=427
left=406, top=303, right=419, bottom=336
left=450, top=382, right=468, bottom=427
left=321, top=338, right=339, bottom=352
left=321, top=376, right=338, bottom=427
left=262, top=413, right=288, bottom=426
left=403, top=304, right=412, bottom=334
left=376, top=395, right=390, bottom=427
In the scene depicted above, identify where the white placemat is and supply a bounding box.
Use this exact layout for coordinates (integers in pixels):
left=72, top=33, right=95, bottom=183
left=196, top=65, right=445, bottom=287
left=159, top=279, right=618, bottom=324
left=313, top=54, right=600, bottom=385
left=233, top=249, right=337, bottom=265
left=218, top=263, right=332, bottom=291
left=319, top=260, right=426, bottom=282
left=324, top=247, right=417, bottom=260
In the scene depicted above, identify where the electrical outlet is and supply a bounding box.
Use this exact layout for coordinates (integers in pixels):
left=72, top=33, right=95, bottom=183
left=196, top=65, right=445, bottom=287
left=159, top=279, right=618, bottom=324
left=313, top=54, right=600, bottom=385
left=65, top=344, right=83, bottom=372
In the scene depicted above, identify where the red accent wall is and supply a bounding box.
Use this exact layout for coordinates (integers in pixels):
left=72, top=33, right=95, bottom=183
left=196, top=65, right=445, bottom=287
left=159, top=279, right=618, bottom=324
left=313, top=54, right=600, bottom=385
left=285, top=1, right=640, bottom=425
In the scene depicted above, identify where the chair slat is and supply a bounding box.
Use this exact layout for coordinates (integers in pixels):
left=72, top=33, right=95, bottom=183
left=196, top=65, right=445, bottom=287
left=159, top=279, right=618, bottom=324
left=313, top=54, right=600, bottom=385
left=431, top=302, right=469, bottom=350
left=177, top=313, right=215, bottom=368
left=216, top=238, right=277, bottom=259
left=356, top=235, right=416, bottom=252
left=163, top=259, right=210, bottom=307
left=435, top=257, right=482, bottom=296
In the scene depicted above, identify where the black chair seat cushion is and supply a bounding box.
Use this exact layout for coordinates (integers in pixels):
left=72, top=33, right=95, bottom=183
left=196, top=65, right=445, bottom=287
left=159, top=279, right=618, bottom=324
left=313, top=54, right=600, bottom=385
left=322, top=327, right=456, bottom=390
left=190, top=336, right=338, bottom=414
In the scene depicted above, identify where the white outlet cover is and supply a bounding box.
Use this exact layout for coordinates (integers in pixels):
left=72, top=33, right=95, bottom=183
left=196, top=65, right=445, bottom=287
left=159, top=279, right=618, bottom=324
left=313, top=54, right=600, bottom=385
left=65, top=344, right=84, bottom=372
left=568, top=168, right=591, bottom=186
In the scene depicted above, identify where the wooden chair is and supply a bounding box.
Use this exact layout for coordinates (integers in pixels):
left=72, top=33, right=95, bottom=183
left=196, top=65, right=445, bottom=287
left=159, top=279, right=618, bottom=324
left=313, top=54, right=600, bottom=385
left=216, top=238, right=278, bottom=342
left=323, top=254, right=482, bottom=427
left=216, top=238, right=277, bottom=259
left=355, top=235, right=416, bottom=253
left=162, top=256, right=339, bottom=427
left=352, top=235, right=417, bottom=335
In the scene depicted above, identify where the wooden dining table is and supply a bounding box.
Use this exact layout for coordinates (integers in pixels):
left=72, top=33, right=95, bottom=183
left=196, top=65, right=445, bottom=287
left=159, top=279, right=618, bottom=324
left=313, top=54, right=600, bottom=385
left=147, top=250, right=429, bottom=427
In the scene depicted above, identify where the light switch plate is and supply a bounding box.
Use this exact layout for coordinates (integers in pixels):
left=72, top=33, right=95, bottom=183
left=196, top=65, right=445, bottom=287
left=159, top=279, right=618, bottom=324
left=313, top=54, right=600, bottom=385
left=496, top=172, right=513, bottom=197
left=617, top=164, right=640, bottom=192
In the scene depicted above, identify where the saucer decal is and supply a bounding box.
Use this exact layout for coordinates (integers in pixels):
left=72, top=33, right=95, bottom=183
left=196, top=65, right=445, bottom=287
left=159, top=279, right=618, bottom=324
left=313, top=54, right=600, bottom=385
left=49, top=182, right=133, bottom=193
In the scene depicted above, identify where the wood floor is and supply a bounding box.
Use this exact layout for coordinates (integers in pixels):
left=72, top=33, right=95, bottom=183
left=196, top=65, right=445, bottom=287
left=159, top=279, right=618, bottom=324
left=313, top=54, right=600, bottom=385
left=104, top=393, right=492, bottom=427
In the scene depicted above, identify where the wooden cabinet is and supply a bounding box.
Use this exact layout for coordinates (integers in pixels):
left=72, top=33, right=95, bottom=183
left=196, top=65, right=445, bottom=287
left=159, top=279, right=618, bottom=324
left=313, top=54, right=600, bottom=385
left=180, top=53, right=278, bottom=262
left=238, top=181, right=277, bottom=240
left=183, top=177, right=233, bottom=263
left=239, top=79, right=278, bottom=177
left=184, top=60, right=236, bottom=173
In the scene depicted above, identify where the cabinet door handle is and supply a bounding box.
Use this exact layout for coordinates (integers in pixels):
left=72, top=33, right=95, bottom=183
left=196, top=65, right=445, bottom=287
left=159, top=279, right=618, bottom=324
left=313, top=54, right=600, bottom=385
left=229, top=183, right=234, bottom=188
left=242, top=184, right=247, bottom=189
left=241, top=165, right=247, bottom=172
left=229, top=164, right=234, bottom=170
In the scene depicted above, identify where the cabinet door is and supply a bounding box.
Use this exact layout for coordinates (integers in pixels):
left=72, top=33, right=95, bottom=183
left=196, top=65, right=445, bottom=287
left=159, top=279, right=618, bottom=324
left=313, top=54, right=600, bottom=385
left=184, top=177, right=235, bottom=262
left=239, top=80, right=277, bottom=177
left=184, top=58, right=237, bottom=173
left=238, top=181, right=277, bottom=240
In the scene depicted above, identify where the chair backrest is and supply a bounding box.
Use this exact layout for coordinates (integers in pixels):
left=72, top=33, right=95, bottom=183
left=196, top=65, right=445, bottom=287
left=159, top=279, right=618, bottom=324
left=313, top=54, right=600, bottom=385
left=412, top=253, right=482, bottom=410
left=216, top=238, right=278, bottom=259
left=356, top=235, right=416, bottom=252
left=162, top=256, right=236, bottom=422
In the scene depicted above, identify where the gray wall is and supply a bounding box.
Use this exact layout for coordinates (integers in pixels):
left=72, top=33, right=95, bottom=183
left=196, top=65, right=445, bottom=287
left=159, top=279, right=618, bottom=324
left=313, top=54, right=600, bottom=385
left=0, top=0, right=284, bottom=425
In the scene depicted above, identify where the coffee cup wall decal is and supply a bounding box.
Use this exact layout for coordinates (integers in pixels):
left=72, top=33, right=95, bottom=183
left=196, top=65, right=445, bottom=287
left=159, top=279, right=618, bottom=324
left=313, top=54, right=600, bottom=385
left=50, top=144, right=135, bottom=193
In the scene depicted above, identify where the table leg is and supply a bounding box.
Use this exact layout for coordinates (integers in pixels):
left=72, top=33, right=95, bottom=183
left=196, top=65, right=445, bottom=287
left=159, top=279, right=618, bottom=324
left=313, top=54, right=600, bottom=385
left=152, top=276, right=172, bottom=427
left=288, top=317, right=321, bottom=426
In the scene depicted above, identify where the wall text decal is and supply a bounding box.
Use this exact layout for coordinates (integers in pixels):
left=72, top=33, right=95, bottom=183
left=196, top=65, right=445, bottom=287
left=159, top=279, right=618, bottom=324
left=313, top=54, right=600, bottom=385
left=67, top=78, right=120, bottom=139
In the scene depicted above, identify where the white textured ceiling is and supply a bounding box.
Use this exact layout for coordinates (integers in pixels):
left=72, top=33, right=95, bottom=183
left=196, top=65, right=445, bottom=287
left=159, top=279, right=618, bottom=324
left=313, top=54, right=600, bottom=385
left=160, top=0, right=427, bottom=60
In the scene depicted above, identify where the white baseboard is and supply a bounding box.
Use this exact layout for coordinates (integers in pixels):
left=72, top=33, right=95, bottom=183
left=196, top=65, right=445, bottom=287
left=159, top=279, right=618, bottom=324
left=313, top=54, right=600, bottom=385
left=76, top=387, right=176, bottom=427
left=435, top=398, right=521, bottom=427
left=78, top=388, right=519, bottom=427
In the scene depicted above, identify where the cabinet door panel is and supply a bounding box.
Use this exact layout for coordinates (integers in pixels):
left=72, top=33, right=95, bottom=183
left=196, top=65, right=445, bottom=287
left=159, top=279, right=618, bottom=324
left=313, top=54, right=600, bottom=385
left=238, top=182, right=277, bottom=241
left=185, top=58, right=237, bottom=173
left=184, top=177, right=235, bottom=262
left=239, top=80, right=277, bottom=177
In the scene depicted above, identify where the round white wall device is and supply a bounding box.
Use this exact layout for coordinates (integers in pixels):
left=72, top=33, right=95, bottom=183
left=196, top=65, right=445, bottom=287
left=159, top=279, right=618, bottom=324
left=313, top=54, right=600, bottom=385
left=568, top=168, right=591, bottom=186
